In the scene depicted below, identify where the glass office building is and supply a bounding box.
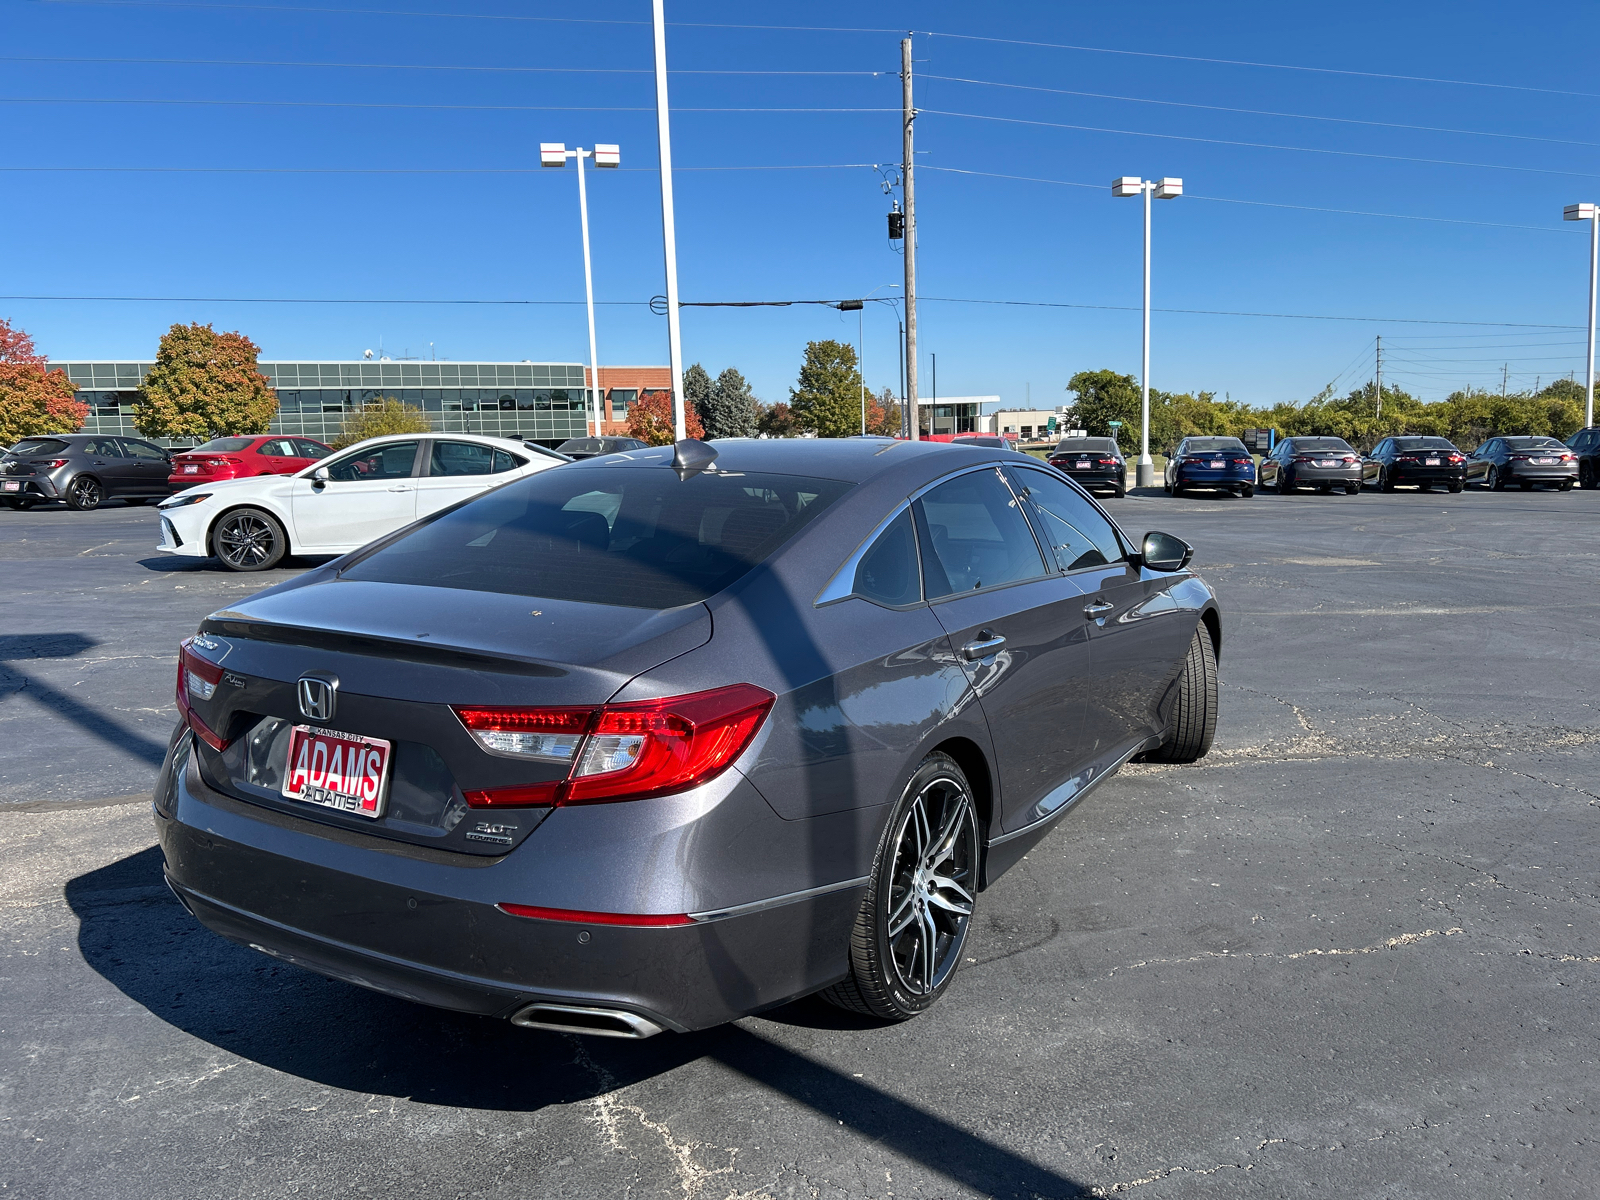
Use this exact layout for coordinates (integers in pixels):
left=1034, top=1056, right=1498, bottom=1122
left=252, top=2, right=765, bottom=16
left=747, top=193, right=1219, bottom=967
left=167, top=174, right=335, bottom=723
left=50, top=360, right=592, bottom=447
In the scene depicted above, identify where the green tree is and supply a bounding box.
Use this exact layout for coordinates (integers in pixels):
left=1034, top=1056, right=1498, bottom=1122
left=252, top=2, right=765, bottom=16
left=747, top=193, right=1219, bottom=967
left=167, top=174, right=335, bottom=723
left=331, top=397, right=434, bottom=450
left=133, top=322, right=277, bottom=439
left=683, top=362, right=713, bottom=430
left=1064, top=370, right=1142, bottom=453
left=702, top=367, right=760, bottom=439
left=789, top=339, right=863, bottom=437
left=756, top=401, right=798, bottom=438
left=0, top=318, right=86, bottom=447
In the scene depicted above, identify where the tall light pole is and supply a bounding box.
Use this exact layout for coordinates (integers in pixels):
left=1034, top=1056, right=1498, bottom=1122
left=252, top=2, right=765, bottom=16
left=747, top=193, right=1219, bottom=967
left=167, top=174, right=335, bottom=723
left=1565, top=202, right=1598, bottom=428
left=837, top=285, right=899, bottom=434
left=901, top=37, right=919, bottom=441
left=652, top=0, right=687, bottom=440
left=1113, top=175, right=1182, bottom=488
left=542, top=142, right=619, bottom=439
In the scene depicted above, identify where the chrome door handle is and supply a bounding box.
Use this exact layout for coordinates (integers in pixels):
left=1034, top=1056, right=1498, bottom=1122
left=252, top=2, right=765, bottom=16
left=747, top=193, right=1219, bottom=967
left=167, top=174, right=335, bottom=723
left=1084, top=600, right=1115, bottom=619
left=961, top=633, right=1006, bottom=661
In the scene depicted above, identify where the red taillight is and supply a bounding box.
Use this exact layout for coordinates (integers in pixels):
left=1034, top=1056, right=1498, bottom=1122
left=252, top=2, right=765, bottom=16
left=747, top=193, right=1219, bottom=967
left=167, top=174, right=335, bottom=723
left=1341, top=455, right=1357, bottom=463
left=1230, top=457, right=1252, bottom=466
left=42, top=458, right=69, bottom=468
left=1562, top=453, right=1575, bottom=462
left=496, top=903, right=693, bottom=927
left=207, top=457, right=245, bottom=467
left=1509, top=454, right=1529, bottom=461
left=1096, top=457, right=1120, bottom=466
left=1448, top=454, right=1464, bottom=463
left=175, top=639, right=229, bottom=750
left=452, top=683, right=775, bottom=808
left=1395, top=455, right=1418, bottom=463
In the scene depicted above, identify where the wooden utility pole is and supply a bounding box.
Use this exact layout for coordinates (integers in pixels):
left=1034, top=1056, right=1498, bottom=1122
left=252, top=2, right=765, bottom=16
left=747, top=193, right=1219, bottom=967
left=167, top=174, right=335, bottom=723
left=902, top=36, right=919, bottom=440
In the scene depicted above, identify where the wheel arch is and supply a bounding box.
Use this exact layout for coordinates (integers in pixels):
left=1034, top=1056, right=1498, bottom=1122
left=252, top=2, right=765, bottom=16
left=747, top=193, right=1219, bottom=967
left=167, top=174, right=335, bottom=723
left=925, top=735, right=994, bottom=841
left=1199, top=605, right=1222, bottom=663
left=205, top=501, right=293, bottom=557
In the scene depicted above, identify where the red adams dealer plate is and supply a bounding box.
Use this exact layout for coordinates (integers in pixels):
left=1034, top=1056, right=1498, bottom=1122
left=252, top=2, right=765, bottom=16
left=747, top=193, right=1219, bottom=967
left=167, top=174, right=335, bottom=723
left=281, top=725, right=391, bottom=818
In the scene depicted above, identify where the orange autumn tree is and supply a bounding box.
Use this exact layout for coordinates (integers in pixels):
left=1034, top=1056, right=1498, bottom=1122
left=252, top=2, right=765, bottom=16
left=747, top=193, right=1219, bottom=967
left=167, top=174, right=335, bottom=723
left=627, top=388, right=704, bottom=446
left=0, top=318, right=86, bottom=447
left=133, top=322, right=278, bottom=440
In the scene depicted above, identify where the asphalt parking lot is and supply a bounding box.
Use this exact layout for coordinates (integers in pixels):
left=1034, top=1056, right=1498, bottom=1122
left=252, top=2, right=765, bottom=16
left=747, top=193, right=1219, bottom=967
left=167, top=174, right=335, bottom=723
left=4, top=484, right=1599, bottom=1199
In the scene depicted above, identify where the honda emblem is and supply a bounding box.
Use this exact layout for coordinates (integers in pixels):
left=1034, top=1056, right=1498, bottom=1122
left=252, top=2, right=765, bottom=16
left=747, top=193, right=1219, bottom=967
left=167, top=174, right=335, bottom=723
left=297, top=675, right=338, bottom=722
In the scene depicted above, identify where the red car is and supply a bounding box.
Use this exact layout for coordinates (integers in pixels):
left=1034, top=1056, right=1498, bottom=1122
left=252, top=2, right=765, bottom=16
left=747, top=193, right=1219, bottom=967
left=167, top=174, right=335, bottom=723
left=167, top=435, right=330, bottom=487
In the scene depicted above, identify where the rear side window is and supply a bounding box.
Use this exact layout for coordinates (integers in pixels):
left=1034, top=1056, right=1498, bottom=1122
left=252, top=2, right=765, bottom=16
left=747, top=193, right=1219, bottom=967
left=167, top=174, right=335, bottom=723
left=121, top=440, right=168, bottom=461
left=430, top=441, right=498, bottom=477
left=294, top=439, right=330, bottom=459
left=853, top=508, right=921, bottom=607
left=491, top=449, right=523, bottom=473
left=915, top=469, right=1048, bottom=599
left=8, top=438, right=69, bottom=456
left=1010, top=468, right=1125, bottom=571
left=341, top=468, right=852, bottom=609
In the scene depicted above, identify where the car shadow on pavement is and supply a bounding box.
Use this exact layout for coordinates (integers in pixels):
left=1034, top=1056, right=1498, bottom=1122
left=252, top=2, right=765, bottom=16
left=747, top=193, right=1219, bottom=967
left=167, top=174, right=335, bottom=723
left=0, top=632, right=169, bottom=766
left=67, top=846, right=1093, bottom=1198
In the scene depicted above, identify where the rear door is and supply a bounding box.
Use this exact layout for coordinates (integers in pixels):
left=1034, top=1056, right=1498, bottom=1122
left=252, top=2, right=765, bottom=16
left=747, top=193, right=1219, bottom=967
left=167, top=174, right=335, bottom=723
left=915, top=465, right=1093, bottom=833
left=288, top=440, right=422, bottom=552
left=82, top=438, right=139, bottom=496
left=257, top=438, right=301, bottom=477
left=117, top=438, right=173, bottom=494
left=412, top=440, right=527, bottom=518
left=1010, top=465, right=1193, bottom=764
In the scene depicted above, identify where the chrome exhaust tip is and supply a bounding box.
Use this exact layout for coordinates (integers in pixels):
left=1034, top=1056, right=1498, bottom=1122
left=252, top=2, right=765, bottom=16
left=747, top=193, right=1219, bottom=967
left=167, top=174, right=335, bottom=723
left=510, top=1002, right=665, bottom=1039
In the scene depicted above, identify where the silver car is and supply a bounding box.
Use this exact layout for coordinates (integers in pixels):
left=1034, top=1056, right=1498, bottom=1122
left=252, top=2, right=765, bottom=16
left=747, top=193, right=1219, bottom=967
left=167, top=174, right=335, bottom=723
left=156, top=437, right=1222, bottom=1037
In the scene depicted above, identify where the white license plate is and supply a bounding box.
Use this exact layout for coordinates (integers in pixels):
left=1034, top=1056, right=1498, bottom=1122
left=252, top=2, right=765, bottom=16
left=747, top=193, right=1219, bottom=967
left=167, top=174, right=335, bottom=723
left=182, top=465, right=200, bottom=473
left=1, top=481, right=18, bottom=492
left=1317, top=459, right=1338, bottom=467
left=1075, top=461, right=1091, bottom=468
left=1204, top=461, right=1222, bottom=468
left=1534, top=457, right=1556, bottom=465
left=1425, top=458, right=1441, bottom=466
left=281, top=725, right=391, bottom=818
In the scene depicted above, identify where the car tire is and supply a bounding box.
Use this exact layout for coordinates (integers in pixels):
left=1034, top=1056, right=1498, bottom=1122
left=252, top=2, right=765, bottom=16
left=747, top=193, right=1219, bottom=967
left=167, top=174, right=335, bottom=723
left=64, top=475, right=103, bottom=511
left=1581, top=461, right=1597, bottom=489
left=1144, top=626, right=1218, bottom=764
left=1519, top=481, right=1533, bottom=491
left=821, top=751, right=979, bottom=1022
left=1240, top=485, right=1254, bottom=498
left=1487, top=466, right=1504, bottom=491
left=211, top=507, right=288, bottom=572
left=1448, top=482, right=1463, bottom=493
left=1560, top=480, right=1575, bottom=491
left=1344, top=483, right=1360, bottom=495
left=1112, top=486, right=1126, bottom=499
left=1380, top=468, right=1396, bottom=493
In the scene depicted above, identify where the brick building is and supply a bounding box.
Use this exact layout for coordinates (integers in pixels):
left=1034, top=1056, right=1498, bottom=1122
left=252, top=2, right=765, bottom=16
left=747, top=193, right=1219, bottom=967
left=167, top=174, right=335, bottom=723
left=586, top=365, right=672, bottom=436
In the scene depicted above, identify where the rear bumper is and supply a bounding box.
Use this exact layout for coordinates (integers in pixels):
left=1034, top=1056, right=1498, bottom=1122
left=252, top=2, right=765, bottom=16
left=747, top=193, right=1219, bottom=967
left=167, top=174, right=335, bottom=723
left=1174, top=470, right=1254, bottom=488
left=0, top=476, right=60, bottom=499
left=156, top=737, right=868, bottom=1032
left=1388, top=465, right=1465, bottom=483
left=1282, top=466, right=1361, bottom=485
left=1506, top=464, right=1577, bottom=482
left=1050, top=465, right=1124, bottom=488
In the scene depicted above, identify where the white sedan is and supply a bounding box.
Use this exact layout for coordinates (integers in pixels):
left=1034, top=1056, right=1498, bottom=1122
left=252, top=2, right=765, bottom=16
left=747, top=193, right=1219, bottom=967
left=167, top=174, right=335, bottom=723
left=155, top=433, right=568, bottom=571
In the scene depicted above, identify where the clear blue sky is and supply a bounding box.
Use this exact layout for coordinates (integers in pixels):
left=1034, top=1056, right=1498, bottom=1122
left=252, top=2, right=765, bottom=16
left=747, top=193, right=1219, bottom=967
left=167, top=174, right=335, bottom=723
left=5, top=0, right=1597, bottom=408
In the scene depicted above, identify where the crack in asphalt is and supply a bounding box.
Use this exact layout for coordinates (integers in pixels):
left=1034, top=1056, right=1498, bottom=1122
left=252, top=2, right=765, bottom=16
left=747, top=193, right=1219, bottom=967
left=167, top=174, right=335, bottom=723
left=1105, top=926, right=1466, bottom=977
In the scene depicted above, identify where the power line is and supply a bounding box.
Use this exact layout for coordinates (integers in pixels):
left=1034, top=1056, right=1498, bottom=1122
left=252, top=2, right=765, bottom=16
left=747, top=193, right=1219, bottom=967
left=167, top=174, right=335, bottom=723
left=922, top=166, right=1572, bottom=235
left=922, top=109, right=1600, bottom=181
left=919, top=31, right=1600, bottom=101
left=0, top=98, right=895, bottom=114
left=919, top=74, right=1600, bottom=149
left=0, top=163, right=880, bottom=174
left=0, top=55, right=887, bottom=76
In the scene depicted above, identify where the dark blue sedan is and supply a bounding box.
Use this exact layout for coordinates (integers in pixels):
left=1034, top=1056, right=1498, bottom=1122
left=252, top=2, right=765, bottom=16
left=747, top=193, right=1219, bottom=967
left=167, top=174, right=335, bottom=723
left=1164, top=436, right=1257, bottom=497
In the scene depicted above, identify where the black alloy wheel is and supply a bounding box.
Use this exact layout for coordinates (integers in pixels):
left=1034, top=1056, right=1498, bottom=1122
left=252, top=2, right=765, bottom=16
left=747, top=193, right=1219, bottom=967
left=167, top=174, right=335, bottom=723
left=211, top=507, right=288, bottom=572
left=823, top=752, right=979, bottom=1021
left=65, top=475, right=103, bottom=511
left=1380, top=468, right=1397, bottom=493
left=1581, top=461, right=1597, bottom=489
left=1276, top=470, right=1293, bottom=493
left=1487, top=466, right=1505, bottom=491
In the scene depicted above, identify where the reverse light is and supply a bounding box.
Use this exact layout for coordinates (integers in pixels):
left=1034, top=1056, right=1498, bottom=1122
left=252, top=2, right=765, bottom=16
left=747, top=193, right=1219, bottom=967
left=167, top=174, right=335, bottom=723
left=453, top=683, right=775, bottom=808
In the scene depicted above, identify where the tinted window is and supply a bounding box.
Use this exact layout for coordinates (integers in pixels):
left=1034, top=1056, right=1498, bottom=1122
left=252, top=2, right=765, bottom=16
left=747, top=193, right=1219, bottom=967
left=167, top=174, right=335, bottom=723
left=1183, top=438, right=1247, bottom=453
left=429, top=441, right=496, bottom=477
left=342, top=468, right=851, bottom=610
left=325, top=441, right=418, bottom=481
left=192, top=437, right=257, bottom=454
left=557, top=439, right=599, bottom=455
left=81, top=438, right=122, bottom=457
left=294, top=439, right=331, bottom=459
left=1393, top=437, right=1456, bottom=450
left=1054, top=438, right=1117, bottom=454
left=1010, top=467, right=1125, bottom=571
left=1505, top=436, right=1564, bottom=449
left=120, top=440, right=167, bottom=461
left=258, top=439, right=297, bottom=457
left=1287, top=438, right=1354, bottom=453
left=916, top=469, right=1049, bottom=599
left=8, top=438, right=70, bottom=456
left=853, top=508, right=921, bottom=606
left=491, top=449, right=522, bottom=473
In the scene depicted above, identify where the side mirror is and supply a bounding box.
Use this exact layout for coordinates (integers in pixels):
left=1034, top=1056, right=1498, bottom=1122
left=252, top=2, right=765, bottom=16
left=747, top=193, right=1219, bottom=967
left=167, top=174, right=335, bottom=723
left=1139, top=530, right=1193, bottom=572
left=312, top=466, right=330, bottom=486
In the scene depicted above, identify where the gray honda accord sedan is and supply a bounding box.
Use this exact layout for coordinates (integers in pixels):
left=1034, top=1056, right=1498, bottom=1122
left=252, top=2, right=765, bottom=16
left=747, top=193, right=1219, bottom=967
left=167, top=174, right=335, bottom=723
left=156, top=437, right=1222, bottom=1037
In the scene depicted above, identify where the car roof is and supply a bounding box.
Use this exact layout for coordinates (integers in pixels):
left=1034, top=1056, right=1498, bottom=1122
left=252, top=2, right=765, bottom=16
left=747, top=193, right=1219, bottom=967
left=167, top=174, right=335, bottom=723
left=571, top=436, right=1035, bottom=488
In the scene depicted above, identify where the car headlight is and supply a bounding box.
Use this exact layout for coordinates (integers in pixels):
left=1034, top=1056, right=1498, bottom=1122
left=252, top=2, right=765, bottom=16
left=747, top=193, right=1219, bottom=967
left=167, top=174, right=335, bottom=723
left=157, top=492, right=213, bottom=510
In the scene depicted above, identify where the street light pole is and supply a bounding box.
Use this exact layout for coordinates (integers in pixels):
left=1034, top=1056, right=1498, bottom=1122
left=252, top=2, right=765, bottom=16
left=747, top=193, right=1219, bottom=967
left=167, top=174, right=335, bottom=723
left=542, top=142, right=619, bottom=440
left=1566, top=203, right=1599, bottom=428
left=652, top=0, right=687, bottom=441
left=1114, top=176, right=1182, bottom=488
left=901, top=36, right=919, bottom=441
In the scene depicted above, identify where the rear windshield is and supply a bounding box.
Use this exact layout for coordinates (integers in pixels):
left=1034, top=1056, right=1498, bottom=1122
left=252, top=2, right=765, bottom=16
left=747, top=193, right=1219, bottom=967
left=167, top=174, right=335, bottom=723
left=1054, top=438, right=1118, bottom=453
left=342, top=467, right=853, bottom=609
left=191, top=437, right=256, bottom=453
left=953, top=436, right=1008, bottom=447
left=1184, top=438, right=1246, bottom=453
left=557, top=439, right=599, bottom=454
left=1394, top=437, right=1456, bottom=450
left=8, top=438, right=69, bottom=456
left=1289, top=438, right=1354, bottom=453
left=1505, top=436, right=1564, bottom=449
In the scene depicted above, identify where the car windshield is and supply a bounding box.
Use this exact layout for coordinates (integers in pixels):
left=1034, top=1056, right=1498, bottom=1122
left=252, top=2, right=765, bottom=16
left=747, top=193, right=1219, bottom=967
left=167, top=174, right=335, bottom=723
left=1054, top=438, right=1118, bottom=454
left=1184, top=438, right=1246, bottom=453
left=1505, top=436, right=1564, bottom=449
left=190, top=437, right=257, bottom=453
left=341, top=467, right=853, bottom=609
left=1290, top=438, right=1354, bottom=453
left=8, top=438, right=70, bottom=456
left=1394, top=437, right=1456, bottom=450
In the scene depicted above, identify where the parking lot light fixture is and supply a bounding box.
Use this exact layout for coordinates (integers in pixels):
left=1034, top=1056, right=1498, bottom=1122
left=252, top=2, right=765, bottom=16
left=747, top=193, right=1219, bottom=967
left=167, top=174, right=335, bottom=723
left=1115, top=176, right=1182, bottom=487
left=1564, top=202, right=1598, bottom=428
left=544, top=142, right=621, bottom=437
